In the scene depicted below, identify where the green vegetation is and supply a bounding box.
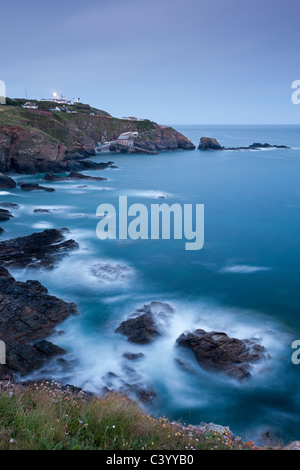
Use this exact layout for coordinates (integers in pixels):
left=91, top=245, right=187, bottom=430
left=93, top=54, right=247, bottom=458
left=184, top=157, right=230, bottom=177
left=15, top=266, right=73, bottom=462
left=0, top=99, right=163, bottom=149
left=0, top=383, right=256, bottom=451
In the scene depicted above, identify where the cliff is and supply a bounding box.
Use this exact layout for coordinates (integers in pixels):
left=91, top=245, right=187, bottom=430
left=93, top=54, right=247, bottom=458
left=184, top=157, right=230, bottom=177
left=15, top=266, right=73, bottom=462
left=0, top=100, right=195, bottom=174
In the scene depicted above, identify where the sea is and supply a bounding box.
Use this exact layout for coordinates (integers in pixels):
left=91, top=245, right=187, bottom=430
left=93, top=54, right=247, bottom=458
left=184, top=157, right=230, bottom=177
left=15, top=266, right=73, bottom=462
left=2, top=124, right=300, bottom=445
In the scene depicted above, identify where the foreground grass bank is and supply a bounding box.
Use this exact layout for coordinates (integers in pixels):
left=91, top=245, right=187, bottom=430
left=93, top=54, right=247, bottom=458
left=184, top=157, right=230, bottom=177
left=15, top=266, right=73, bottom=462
left=0, top=381, right=260, bottom=451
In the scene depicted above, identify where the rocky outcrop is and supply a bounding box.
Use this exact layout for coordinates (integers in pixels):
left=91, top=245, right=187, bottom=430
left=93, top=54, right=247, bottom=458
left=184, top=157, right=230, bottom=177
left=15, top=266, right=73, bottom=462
left=176, top=329, right=268, bottom=380
left=198, top=137, right=290, bottom=151
left=0, top=267, right=77, bottom=379
left=116, top=302, right=174, bottom=344
left=0, top=172, right=17, bottom=189
left=0, top=228, right=79, bottom=269
left=0, top=125, right=70, bottom=174
left=135, top=126, right=195, bottom=152
left=198, top=137, right=223, bottom=150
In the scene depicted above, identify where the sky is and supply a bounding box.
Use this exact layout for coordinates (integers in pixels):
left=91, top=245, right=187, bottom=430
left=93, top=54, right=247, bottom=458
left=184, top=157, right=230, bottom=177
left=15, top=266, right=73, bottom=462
left=1, top=0, right=300, bottom=124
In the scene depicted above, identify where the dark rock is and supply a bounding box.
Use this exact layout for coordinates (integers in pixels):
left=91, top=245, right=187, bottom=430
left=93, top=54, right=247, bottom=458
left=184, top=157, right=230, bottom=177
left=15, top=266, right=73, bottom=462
left=44, top=173, right=67, bottom=182
left=18, top=182, right=55, bottom=192
left=0, top=173, right=17, bottom=189
left=176, top=329, right=268, bottom=380
left=0, top=227, right=4, bottom=234
left=0, top=266, right=77, bottom=378
left=116, top=302, right=174, bottom=344
left=198, top=137, right=223, bottom=150
left=124, top=383, right=157, bottom=404
left=0, top=228, right=79, bottom=269
left=33, top=208, right=51, bottom=213
left=0, top=209, right=13, bottom=222
left=33, top=339, right=66, bottom=357
left=123, top=352, right=145, bottom=361
left=0, top=202, right=19, bottom=209
left=44, top=171, right=107, bottom=182
left=68, top=171, right=107, bottom=181
left=62, top=160, right=117, bottom=172
left=245, top=142, right=289, bottom=150
left=101, top=367, right=156, bottom=404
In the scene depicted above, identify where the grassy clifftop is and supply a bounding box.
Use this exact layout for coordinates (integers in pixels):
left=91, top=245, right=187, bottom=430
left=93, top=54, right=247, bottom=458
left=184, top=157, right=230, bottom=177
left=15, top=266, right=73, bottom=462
left=0, top=100, right=156, bottom=147
left=0, top=381, right=257, bottom=451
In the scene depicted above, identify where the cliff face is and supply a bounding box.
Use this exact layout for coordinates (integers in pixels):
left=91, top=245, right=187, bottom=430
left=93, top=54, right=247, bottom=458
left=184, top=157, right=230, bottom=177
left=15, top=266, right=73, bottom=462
left=0, top=104, right=195, bottom=174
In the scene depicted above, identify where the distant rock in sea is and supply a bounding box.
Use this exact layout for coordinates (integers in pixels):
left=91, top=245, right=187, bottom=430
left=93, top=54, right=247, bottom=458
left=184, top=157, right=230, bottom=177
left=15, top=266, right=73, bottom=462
left=198, top=137, right=290, bottom=151
left=198, top=137, right=223, bottom=150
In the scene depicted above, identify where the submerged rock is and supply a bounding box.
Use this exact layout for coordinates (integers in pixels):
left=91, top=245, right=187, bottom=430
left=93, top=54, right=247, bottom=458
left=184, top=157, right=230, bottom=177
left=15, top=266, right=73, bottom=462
left=0, top=202, right=19, bottom=209
left=33, top=208, right=51, bottom=213
left=18, top=182, right=55, bottom=192
left=176, top=329, right=268, bottom=380
left=0, top=228, right=79, bottom=269
left=123, top=352, right=145, bottom=361
left=90, top=263, right=133, bottom=282
left=0, top=173, right=17, bottom=189
left=116, top=302, right=174, bottom=344
left=102, top=367, right=156, bottom=404
left=44, top=171, right=107, bottom=182
left=0, top=267, right=77, bottom=379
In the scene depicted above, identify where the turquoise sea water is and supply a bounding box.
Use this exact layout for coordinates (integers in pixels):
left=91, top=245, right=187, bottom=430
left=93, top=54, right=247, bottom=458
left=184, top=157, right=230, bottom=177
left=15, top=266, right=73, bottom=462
left=2, top=124, right=300, bottom=445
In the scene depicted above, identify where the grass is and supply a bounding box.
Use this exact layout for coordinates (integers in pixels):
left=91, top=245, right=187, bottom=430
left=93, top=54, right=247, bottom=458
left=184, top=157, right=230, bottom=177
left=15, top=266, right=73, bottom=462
left=0, top=382, right=257, bottom=451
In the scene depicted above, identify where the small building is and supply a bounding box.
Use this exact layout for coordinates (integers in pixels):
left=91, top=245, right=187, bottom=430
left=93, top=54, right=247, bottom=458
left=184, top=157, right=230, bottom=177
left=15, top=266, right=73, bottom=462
left=117, top=131, right=139, bottom=147
left=60, top=106, right=71, bottom=113
left=22, top=102, right=38, bottom=109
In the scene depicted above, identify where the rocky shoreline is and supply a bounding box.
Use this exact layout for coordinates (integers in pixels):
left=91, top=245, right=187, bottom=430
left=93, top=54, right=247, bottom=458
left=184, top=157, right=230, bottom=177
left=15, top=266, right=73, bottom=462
left=0, top=108, right=294, bottom=448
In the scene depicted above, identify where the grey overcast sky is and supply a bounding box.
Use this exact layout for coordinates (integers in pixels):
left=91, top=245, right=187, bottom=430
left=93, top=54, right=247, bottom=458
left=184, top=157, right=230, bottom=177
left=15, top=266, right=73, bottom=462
left=1, top=0, right=300, bottom=124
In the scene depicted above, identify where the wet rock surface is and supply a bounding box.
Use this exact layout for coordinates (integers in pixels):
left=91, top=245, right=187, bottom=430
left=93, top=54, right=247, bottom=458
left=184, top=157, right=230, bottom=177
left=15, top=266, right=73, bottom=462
left=176, top=329, right=268, bottom=380
left=116, top=302, right=174, bottom=344
left=0, top=267, right=77, bottom=379
left=0, top=228, right=79, bottom=269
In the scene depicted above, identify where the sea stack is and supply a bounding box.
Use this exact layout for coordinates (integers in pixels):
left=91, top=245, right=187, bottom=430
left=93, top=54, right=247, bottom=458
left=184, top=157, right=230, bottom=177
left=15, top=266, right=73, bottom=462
left=198, top=137, right=223, bottom=150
